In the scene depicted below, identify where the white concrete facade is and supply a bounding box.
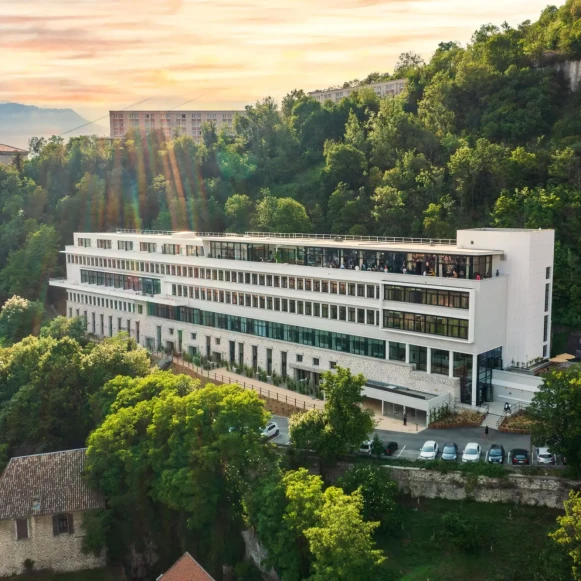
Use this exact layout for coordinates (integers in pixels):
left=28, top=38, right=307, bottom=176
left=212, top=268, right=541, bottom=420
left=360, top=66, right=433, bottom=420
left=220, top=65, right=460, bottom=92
left=50, top=228, right=554, bottom=415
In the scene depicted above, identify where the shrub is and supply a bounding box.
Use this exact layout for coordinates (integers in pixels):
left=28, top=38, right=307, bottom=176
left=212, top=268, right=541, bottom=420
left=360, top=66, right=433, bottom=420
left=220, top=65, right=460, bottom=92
left=442, top=512, right=481, bottom=551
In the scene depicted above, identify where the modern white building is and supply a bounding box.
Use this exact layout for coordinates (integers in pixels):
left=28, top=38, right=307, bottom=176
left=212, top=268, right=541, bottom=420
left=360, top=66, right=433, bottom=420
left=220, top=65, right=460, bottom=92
left=308, top=79, right=407, bottom=103
left=50, top=228, right=554, bottom=425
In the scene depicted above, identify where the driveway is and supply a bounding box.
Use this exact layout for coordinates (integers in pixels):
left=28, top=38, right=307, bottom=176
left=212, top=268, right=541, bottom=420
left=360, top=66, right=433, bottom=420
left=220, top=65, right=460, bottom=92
left=269, top=415, right=544, bottom=466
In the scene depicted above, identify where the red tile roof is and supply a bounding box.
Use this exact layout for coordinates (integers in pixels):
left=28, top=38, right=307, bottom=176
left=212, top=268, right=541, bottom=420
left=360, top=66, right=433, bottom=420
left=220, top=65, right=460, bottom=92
left=0, top=144, right=28, bottom=154
left=158, top=553, right=215, bottom=581
left=0, top=448, right=104, bottom=520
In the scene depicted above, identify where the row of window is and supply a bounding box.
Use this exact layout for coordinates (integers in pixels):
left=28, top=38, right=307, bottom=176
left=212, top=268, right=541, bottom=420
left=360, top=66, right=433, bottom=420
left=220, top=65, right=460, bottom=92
left=383, top=310, right=469, bottom=340
left=76, top=239, right=204, bottom=256
left=67, top=291, right=142, bottom=314
left=384, top=285, right=469, bottom=310
left=68, top=254, right=380, bottom=298
left=80, top=269, right=161, bottom=295
left=171, top=284, right=380, bottom=326
left=147, top=303, right=387, bottom=359
left=15, top=513, right=74, bottom=541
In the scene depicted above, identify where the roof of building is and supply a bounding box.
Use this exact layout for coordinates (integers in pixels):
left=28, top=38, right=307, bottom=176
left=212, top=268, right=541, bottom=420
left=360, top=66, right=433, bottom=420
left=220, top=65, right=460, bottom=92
left=0, top=448, right=104, bottom=520
left=0, top=144, right=28, bottom=154
left=157, top=553, right=215, bottom=581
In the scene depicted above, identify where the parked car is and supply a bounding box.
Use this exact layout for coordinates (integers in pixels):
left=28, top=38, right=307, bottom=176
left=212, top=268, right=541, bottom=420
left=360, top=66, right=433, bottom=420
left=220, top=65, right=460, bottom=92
left=359, top=440, right=373, bottom=454
left=510, top=448, right=530, bottom=465
left=441, top=442, right=458, bottom=461
left=487, top=444, right=505, bottom=464
left=536, top=447, right=556, bottom=465
left=359, top=440, right=398, bottom=456
left=419, top=440, right=439, bottom=460
left=462, top=443, right=482, bottom=463
left=261, top=422, right=279, bottom=439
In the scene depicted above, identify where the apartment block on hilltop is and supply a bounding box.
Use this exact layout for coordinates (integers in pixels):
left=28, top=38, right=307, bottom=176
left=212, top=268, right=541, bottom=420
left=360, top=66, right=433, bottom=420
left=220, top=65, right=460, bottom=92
left=308, top=79, right=407, bottom=103
left=109, top=110, right=245, bottom=141
left=51, top=228, right=554, bottom=426
left=0, top=449, right=106, bottom=576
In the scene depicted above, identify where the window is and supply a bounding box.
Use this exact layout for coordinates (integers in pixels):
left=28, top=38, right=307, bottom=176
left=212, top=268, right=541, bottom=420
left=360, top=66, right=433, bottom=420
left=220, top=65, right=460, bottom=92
left=139, top=242, right=157, bottom=252
left=384, top=285, right=469, bottom=309
left=118, top=240, right=133, bottom=251
left=546, top=267, right=551, bottom=280
left=313, top=358, right=319, bottom=366
left=330, top=361, right=337, bottom=369
left=53, top=513, right=73, bottom=535
left=544, top=315, right=549, bottom=342
left=77, top=238, right=91, bottom=247
left=543, top=344, right=547, bottom=358
left=389, top=341, right=406, bottom=362
left=191, top=332, right=197, bottom=339
left=545, top=283, right=550, bottom=312
left=97, top=239, right=112, bottom=249
left=383, top=310, right=469, bottom=340
left=16, top=519, right=28, bottom=540
left=366, top=285, right=375, bottom=298
left=162, top=244, right=180, bottom=255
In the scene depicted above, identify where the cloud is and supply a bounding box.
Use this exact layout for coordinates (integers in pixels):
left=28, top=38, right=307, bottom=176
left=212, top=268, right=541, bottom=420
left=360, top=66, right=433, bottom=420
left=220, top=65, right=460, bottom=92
left=0, top=0, right=553, bottom=115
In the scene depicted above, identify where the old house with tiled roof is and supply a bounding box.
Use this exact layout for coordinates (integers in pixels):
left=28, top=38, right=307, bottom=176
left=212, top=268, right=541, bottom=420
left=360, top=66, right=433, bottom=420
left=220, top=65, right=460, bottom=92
left=157, top=552, right=215, bottom=581
left=0, top=143, right=28, bottom=166
left=0, top=448, right=106, bottom=576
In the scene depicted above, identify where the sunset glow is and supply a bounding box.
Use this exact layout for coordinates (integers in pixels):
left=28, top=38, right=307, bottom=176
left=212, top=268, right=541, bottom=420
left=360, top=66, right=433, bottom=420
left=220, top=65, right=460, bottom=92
left=1, top=0, right=553, bottom=117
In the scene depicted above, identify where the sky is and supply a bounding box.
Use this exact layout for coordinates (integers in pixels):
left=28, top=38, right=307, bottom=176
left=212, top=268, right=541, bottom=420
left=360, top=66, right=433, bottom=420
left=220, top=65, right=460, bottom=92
left=0, top=0, right=558, bottom=122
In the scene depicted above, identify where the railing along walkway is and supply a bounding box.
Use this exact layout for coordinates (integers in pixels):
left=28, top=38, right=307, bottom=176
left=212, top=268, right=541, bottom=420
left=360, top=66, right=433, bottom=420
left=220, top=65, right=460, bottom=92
left=171, top=356, right=324, bottom=411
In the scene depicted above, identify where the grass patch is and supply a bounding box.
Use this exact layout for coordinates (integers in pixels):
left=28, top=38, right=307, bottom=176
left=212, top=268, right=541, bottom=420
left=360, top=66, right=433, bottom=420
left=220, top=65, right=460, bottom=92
left=4, top=568, right=124, bottom=581
left=377, top=497, right=571, bottom=581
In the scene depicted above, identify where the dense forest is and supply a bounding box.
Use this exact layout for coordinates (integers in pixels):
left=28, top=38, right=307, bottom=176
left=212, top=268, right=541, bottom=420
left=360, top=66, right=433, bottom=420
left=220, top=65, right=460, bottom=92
left=3, top=1, right=581, bottom=330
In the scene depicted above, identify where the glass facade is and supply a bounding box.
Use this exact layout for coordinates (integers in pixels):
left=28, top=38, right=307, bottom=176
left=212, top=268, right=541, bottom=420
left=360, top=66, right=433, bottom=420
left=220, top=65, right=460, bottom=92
left=477, top=347, right=503, bottom=404
left=209, top=241, right=492, bottom=280
left=388, top=341, right=406, bottom=362
left=80, top=269, right=161, bottom=294
left=384, top=285, right=469, bottom=309
left=409, top=345, right=427, bottom=371
left=383, top=310, right=469, bottom=339
left=431, top=349, right=450, bottom=375
left=147, top=302, right=386, bottom=359
left=454, top=352, right=473, bottom=404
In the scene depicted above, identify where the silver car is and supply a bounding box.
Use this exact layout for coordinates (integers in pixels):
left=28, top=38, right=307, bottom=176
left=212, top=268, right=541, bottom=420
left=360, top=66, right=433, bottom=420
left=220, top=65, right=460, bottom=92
left=419, top=440, right=439, bottom=460
left=536, top=447, right=556, bottom=465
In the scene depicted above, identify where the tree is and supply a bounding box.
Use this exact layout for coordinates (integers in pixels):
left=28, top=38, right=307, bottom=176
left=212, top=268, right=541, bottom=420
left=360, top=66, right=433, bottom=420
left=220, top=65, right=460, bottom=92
left=551, top=490, right=581, bottom=580
left=225, top=194, right=253, bottom=233
left=529, top=364, right=581, bottom=473
left=0, top=296, right=43, bottom=345
left=305, top=486, right=385, bottom=581
left=40, top=315, right=88, bottom=344
left=336, top=465, right=400, bottom=533
left=0, top=225, right=60, bottom=302
left=290, top=367, right=375, bottom=467
left=86, top=380, right=272, bottom=578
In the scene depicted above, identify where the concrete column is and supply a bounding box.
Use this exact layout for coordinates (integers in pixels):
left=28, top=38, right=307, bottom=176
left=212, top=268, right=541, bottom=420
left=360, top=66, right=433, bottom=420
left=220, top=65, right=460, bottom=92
left=405, top=343, right=410, bottom=364
left=381, top=400, right=385, bottom=417
left=448, top=350, right=454, bottom=377
left=471, top=354, right=478, bottom=406
left=426, top=347, right=432, bottom=374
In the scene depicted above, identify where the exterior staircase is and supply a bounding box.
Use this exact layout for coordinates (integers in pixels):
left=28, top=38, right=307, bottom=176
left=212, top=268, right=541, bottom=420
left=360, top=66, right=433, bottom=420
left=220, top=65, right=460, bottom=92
left=481, top=412, right=503, bottom=431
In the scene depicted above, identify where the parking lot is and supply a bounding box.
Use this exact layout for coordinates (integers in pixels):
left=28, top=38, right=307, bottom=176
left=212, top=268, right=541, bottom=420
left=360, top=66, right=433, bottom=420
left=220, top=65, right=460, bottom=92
left=270, top=415, right=562, bottom=467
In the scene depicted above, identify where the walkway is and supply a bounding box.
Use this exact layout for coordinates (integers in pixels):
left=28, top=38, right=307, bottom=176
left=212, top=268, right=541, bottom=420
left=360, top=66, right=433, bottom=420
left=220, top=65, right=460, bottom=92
left=171, top=357, right=424, bottom=431
left=171, top=357, right=324, bottom=412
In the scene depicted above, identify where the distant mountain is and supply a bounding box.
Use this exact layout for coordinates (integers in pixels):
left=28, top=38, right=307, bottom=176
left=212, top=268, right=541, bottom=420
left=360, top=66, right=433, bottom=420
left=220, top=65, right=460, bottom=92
left=0, top=103, right=107, bottom=149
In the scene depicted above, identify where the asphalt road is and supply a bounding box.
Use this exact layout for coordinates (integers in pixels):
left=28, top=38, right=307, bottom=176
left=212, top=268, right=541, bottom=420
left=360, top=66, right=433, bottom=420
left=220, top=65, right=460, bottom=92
left=269, top=415, right=557, bottom=466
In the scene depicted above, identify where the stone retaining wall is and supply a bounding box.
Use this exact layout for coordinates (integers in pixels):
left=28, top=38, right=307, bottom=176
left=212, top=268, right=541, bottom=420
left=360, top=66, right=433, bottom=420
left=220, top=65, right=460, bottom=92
left=384, top=465, right=580, bottom=509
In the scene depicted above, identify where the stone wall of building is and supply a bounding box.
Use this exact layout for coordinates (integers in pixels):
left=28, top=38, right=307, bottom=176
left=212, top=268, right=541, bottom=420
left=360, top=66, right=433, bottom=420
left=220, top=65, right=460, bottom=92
left=0, top=511, right=106, bottom=576
left=384, top=465, right=580, bottom=509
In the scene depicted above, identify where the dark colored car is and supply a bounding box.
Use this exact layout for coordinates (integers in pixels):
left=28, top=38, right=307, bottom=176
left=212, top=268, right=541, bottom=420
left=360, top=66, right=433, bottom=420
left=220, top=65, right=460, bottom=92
left=510, top=448, right=530, bottom=465
left=487, top=444, right=505, bottom=464
left=384, top=441, right=398, bottom=456
left=441, top=442, right=458, bottom=461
